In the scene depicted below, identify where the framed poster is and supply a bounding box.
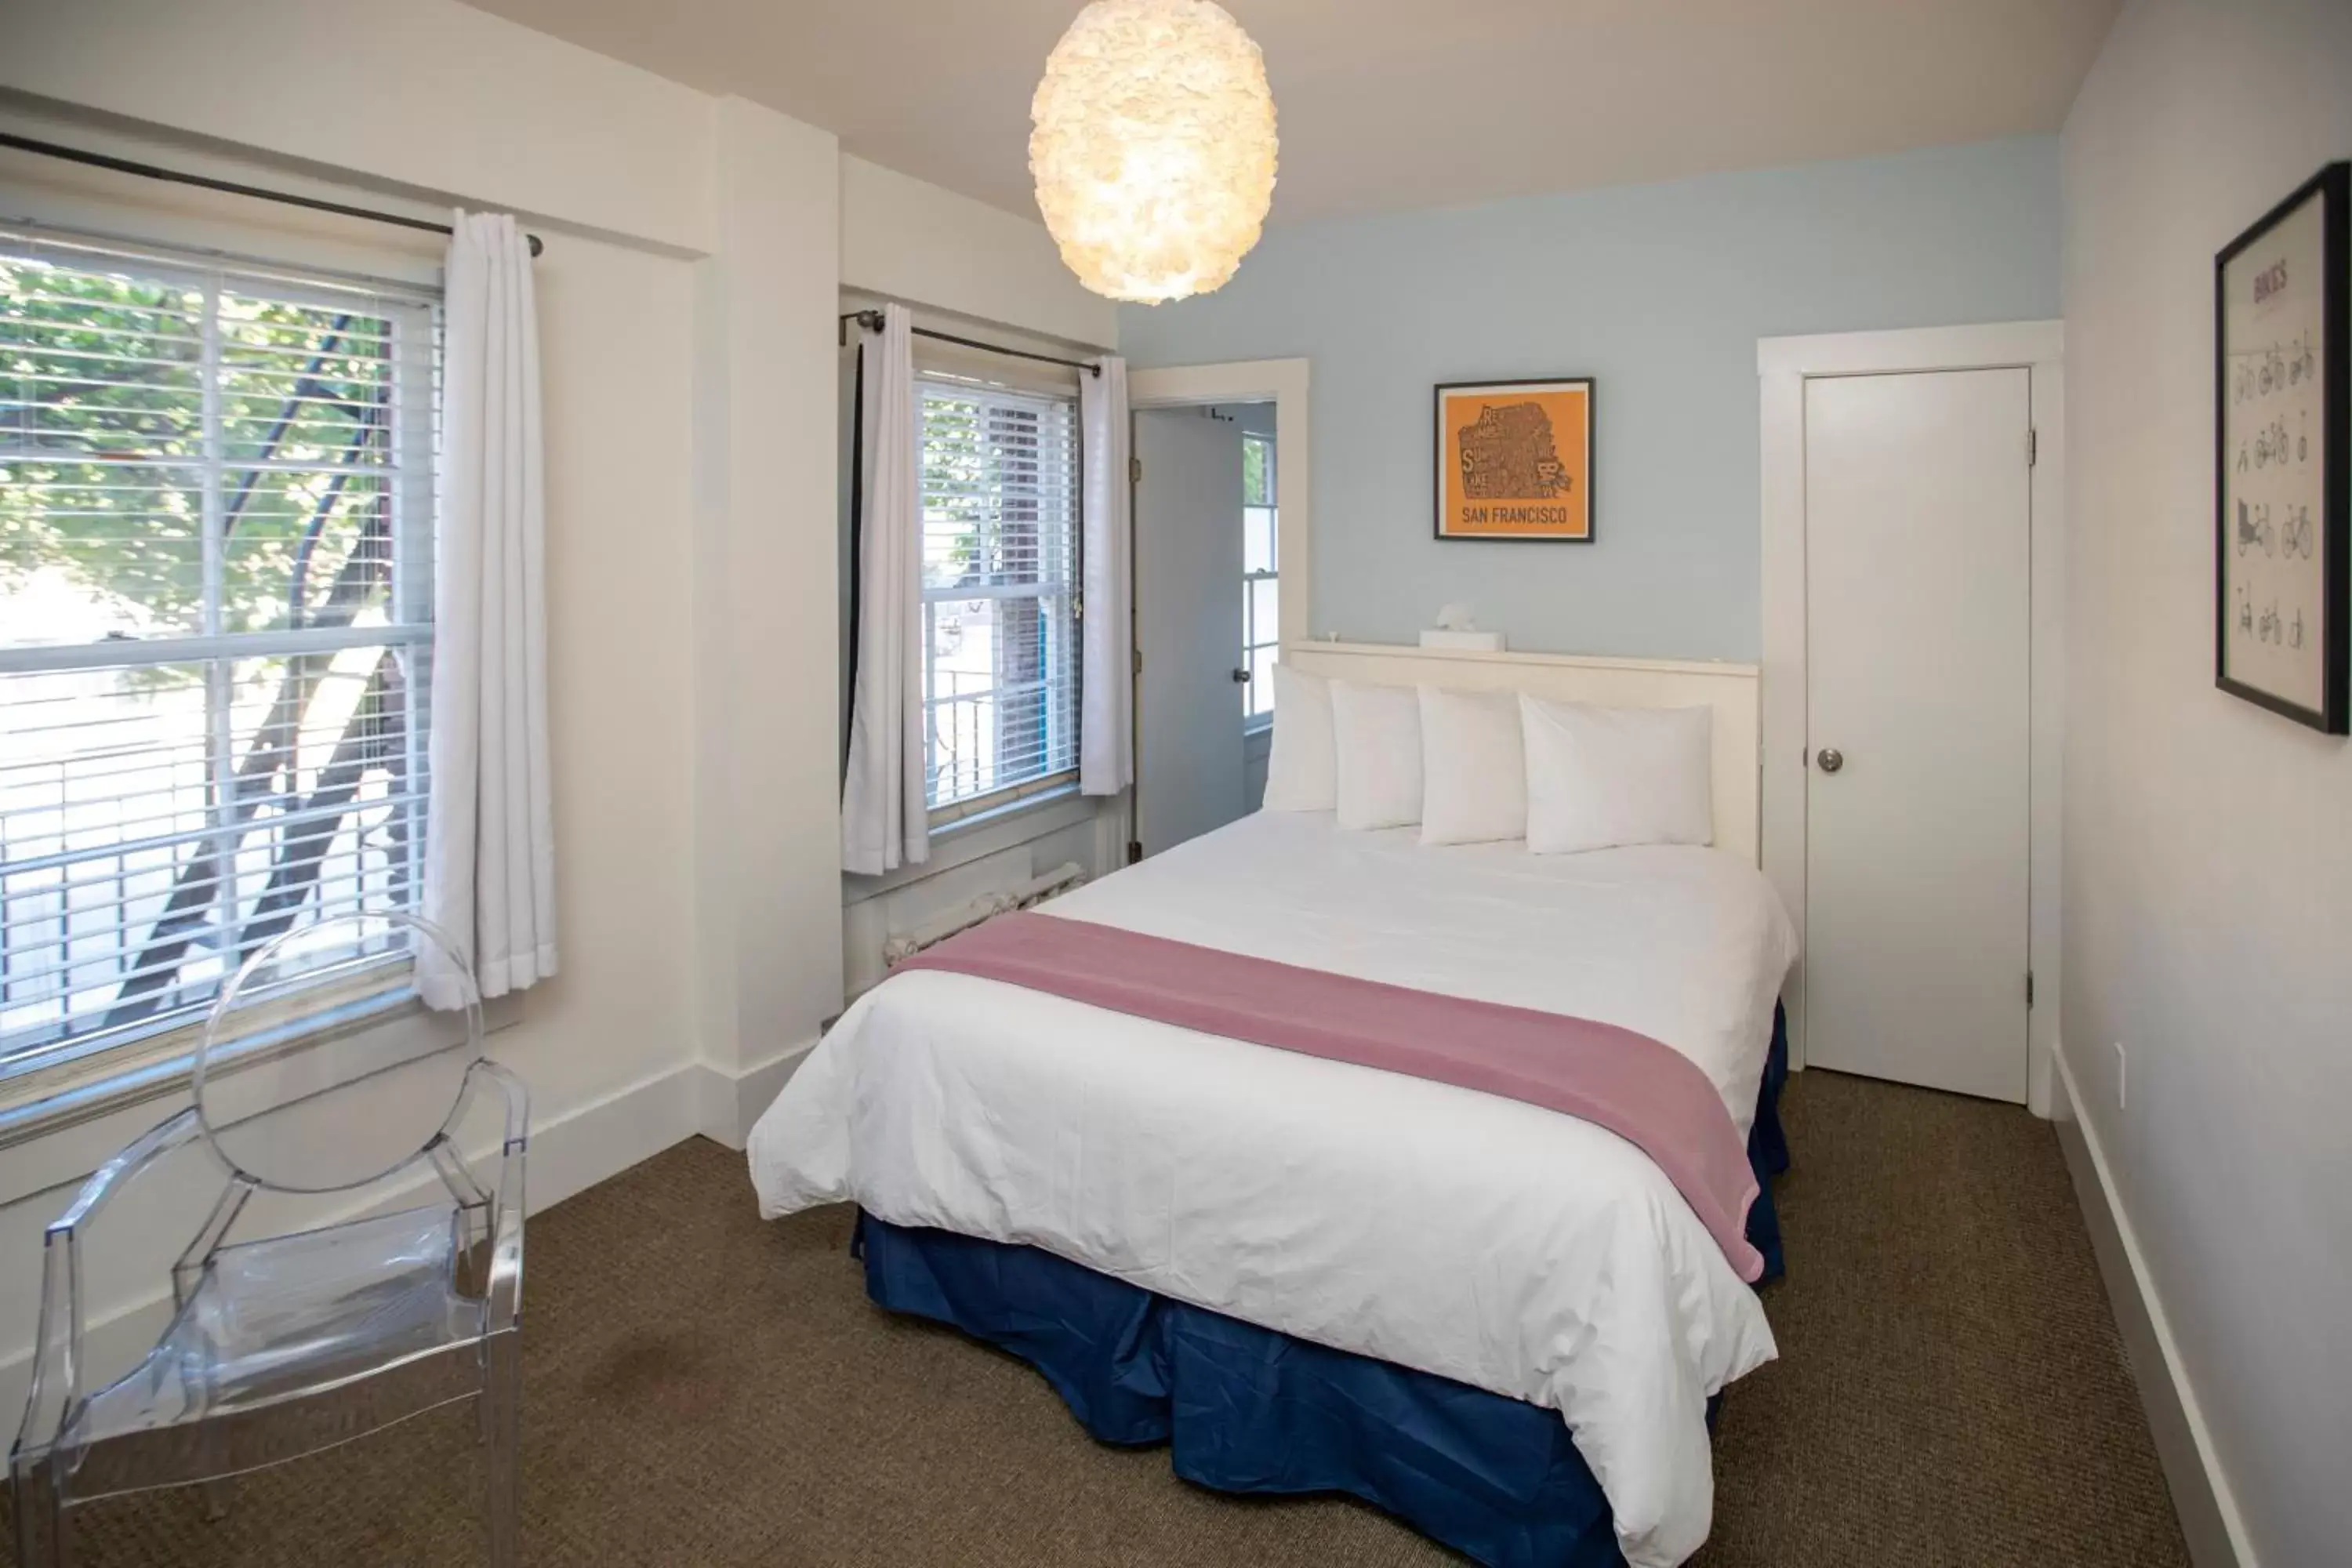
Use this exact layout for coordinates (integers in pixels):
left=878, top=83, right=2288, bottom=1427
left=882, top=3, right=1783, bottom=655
left=2216, top=161, right=2349, bottom=734
left=1435, top=378, right=1594, bottom=542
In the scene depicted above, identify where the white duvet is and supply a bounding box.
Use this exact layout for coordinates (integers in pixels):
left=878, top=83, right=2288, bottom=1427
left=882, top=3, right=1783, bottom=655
left=750, top=811, right=1798, bottom=1567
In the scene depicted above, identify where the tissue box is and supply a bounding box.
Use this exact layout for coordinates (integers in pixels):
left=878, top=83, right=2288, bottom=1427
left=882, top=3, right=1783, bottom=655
left=1419, top=630, right=1505, bottom=652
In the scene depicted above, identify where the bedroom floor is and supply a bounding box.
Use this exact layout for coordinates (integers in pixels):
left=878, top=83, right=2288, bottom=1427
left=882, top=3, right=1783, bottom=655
left=3, top=1070, right=2190, bottom=1568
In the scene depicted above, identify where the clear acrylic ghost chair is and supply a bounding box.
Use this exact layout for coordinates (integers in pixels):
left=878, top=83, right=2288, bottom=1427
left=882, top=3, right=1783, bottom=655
left=9, top=912, right=528, bottom=1566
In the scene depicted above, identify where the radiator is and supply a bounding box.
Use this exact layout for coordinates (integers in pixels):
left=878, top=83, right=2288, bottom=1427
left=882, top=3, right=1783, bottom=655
left=881, top=860, right=1087, bottom=969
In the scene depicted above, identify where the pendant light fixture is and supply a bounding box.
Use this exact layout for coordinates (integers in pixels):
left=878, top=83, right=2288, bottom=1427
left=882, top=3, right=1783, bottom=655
left=1029, top=0, right=1279, bottom=305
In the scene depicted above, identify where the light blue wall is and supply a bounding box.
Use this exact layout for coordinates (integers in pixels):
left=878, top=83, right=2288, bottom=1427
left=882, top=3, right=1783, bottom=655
left=1119, top=136, right=2063, bottom=660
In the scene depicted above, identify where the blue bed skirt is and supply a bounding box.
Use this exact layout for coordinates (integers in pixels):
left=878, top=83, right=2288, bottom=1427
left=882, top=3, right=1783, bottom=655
left=854, top=1006, right=1790, bottom=1568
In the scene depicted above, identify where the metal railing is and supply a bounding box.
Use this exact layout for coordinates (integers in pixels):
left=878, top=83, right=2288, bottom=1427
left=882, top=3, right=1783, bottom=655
left=924, top=668, right=1072, bottom=810
left=0, top=750, right=418, bottom=1073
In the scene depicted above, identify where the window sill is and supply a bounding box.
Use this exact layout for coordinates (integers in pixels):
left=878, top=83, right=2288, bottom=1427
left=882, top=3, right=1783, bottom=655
left=932, top=779, right=1083, bottom=840
left=0, top=984, right=523, bottom=1160
left=925, top=768, right=1083, bottom=833
left=844, top=784, right=1101, bottom=908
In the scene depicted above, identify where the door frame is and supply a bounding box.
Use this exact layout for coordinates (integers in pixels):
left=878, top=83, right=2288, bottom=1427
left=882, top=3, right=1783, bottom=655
left=1758, top=322, right=2065, bottom=1112
left=1126, top=359, right=1312, bottom=855
left=1128, top=359, right=1312, bottom=652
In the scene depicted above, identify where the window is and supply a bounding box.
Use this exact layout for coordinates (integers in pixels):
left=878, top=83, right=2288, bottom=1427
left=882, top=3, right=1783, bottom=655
left=1242, top=428, right=1278, bottom=724
left=0, top=231, right=439, bottom=1084
left=918, top=377, right=1081, bottom=819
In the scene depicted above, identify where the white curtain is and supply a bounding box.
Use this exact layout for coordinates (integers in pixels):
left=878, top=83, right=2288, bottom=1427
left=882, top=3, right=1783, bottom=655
left=842, top=303, right=929, bottom=874
left=1080, top=357, right=1133, bottom=795
left=424, top=212, right=557, bottom=1003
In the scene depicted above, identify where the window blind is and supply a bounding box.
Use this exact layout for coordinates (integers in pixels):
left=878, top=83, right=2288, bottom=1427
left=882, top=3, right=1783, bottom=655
left=917, top=376, right=1081, bottom=817
left=0, top=230, right=439, bottom=1082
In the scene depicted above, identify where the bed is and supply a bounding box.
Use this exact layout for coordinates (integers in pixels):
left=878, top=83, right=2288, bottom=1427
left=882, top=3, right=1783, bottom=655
left=750, top=645, right=1795, bottom=1568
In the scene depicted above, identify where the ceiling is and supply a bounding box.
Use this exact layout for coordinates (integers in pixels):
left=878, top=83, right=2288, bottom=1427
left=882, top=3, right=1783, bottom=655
left=465, top=0, right=2118, bottom=227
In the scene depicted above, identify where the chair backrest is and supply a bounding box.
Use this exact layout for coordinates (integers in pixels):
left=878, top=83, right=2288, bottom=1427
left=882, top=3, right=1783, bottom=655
left=194, top=912, right=485, bottom=1194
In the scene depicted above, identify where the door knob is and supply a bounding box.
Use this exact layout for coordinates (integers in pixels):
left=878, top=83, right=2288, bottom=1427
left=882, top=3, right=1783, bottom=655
left=1816, top=748, right=1844, bottom=774
left=1231, top=666, right=1251, bottom=684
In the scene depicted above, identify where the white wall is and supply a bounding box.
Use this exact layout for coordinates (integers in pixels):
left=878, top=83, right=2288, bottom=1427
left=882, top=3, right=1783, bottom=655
left=841, top=154, right=1116, bottom=351
left=2059, top=3, right=2352, bottom=1564
left=0, top=0, right=846, bottom=1409
left=691, top=98, right=846, bottom=1138
left=4, top=0, right=717, bottom=255
left=834, top=162, right=1126, bottom=995
left=2, top=0, right=1128, bottom=1193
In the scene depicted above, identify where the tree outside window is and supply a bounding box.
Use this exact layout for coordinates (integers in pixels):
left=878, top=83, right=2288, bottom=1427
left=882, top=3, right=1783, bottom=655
left=1, top=240, right=434, bottom=1076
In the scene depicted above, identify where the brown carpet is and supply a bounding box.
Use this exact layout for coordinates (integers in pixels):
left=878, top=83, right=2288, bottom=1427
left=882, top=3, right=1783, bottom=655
left=5, top=1069, right=2189, bottom=1567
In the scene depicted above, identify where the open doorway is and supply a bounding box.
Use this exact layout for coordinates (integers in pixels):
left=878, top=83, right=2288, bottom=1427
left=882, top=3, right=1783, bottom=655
left=1131, top=399, right=1279, bottom=856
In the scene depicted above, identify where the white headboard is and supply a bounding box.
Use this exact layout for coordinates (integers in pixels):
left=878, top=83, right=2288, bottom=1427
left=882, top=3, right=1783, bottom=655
left=1279, top=641, right=1762, bottom=866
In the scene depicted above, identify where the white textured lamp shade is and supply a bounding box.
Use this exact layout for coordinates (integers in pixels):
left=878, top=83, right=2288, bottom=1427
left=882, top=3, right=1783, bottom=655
left=1030, top=0, right=1278, bottom=305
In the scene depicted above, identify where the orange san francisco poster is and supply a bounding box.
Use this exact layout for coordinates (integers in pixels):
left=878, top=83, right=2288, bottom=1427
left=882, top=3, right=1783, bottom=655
left=1436, top=379, right=1594, bottom=542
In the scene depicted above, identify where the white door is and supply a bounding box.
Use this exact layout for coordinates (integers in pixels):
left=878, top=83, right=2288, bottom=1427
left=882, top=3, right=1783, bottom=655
left=1804, top=368, right=2031, bottom=1102
left=1134, top=408, right=1247, bottom=857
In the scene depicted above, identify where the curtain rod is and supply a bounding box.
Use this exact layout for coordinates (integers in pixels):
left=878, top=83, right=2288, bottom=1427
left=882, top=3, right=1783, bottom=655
left=840, top=309, right=1100, bottom=376
left=0, top=131, right=544, bottom=258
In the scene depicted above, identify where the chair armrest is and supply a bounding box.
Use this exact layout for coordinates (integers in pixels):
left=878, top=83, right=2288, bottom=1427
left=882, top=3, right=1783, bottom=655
left=14, top=1109, right=204, bottom=1462
left=463, top=1061, right=528, bottom=1332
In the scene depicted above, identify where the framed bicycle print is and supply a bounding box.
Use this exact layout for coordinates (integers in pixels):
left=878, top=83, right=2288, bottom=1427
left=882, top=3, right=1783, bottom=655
left=2216, top=161, right=2348, bottom=734
left=1435, top=379, right=1594, bottom=542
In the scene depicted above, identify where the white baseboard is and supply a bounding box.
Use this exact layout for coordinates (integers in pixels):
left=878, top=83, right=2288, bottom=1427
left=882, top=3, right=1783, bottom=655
left=0, top=1055, right=710, bottom=1423
left=2051, top=1043, right=2256, bottom=1568
left=525, top=1058, right=708, bottom=1212
left=692, top=1036, right=818, bottom=1151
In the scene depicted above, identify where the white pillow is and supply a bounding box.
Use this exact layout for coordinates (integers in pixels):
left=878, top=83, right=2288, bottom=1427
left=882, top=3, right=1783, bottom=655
left=1261, top=663, right=1337, bottom=811
left=1520, top=695, right=1713, bottom=855
left=1330, top=680, right=1423, bottom=829
left=1418, top=687, right=1526, bottom=846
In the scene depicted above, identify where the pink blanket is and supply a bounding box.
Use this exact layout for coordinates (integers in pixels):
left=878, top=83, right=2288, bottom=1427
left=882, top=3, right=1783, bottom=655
left=899, top=911, right=1765, bottom=1283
